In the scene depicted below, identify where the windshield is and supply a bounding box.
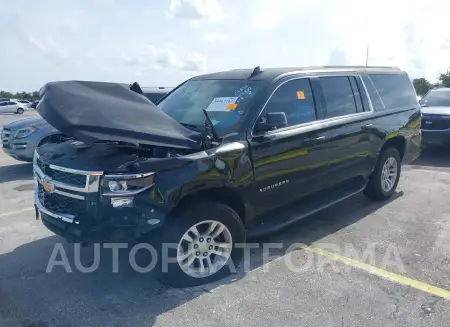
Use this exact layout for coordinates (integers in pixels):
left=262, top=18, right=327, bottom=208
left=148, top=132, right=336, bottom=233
left=422, top=89, right=450, bottom=107
left=158, top=79, right=263, bottom=135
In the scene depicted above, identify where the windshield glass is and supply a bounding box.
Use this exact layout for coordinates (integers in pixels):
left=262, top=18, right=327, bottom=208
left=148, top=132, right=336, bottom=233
left=422, top=89, right=450, bottom=107
left=158, top=80, right=263, bottom=135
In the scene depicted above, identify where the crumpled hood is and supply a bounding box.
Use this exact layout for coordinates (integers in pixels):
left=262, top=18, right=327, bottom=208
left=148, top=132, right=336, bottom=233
left=37, top=81, right=202, bottom=149
left=421, top=106, right=450, bottom=116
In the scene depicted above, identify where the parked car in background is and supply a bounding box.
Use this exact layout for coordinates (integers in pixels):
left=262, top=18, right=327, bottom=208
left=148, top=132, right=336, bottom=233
left=30, top=100, right=40, bottom=109
left=15, top=99, right=32, bottom=109
left=0, top=100, right=25, bottom=114
left=419, top=88, right=450, bottom=148
left=1, top=116, right=68, bottom=161
left=141, top=86, right=173, bottom=103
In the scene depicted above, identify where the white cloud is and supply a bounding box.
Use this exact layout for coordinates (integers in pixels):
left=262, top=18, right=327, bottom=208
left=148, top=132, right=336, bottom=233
left=148, top=44, right=206, bottom=72
left=1, top=0, right=450, bottom=91
left=167, top=0, right=226, bottom=21
left=251, top=0, right=312, bottom=30
left=203, top=32, right=229, bottom=42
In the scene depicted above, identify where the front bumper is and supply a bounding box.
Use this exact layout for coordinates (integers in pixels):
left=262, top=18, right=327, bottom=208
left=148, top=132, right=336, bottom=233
left=421, top=130, right=450, bottom=147
left=33, top=151, right=166, bottom=243
left=1, top=128, right=36, bottom=161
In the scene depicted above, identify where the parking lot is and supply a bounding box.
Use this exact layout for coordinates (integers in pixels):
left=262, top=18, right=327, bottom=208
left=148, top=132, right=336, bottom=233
left=1, top=112, right=450, bottom=327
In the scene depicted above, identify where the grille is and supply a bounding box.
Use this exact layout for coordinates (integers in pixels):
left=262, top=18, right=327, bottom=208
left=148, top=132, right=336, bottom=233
left=38, top=184, right=86, bottom=215
left=36, top=155, right=49, bottom=174
left=421, top=118, right=450, bottom=130
left=52, top=170, right=87, bottom=187
left=1, top=128, right=11, bottom=147
left=36, top=156, right=87, bottom=187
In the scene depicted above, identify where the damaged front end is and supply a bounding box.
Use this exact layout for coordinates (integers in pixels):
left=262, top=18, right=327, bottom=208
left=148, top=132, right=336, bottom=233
left=33, top=139, right=193, bottom=243
left=33, top=80, right=206, bottom=242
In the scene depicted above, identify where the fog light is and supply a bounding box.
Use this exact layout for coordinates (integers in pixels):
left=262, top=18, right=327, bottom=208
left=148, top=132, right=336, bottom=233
left=111, top=197, right=133, bottom=208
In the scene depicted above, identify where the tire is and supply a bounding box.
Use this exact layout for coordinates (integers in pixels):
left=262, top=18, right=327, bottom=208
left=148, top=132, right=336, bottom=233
left=364, top=147, right=401, bottom=201
left=155, top=202, right=246, bottom=288
left=16, top=108, right=24, bottom=114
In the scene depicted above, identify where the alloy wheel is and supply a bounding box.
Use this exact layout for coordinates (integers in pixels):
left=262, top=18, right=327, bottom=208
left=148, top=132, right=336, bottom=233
left=176, top=220, right=233, bottom=278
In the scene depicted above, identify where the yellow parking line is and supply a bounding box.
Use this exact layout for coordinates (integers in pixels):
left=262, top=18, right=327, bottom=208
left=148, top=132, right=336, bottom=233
left=0, top=207, right=34, bottom=218
left=302, top=245, right=450, bottom=300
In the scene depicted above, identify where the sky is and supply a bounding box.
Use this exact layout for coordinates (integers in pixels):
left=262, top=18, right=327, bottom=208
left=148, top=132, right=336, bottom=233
left=0, top=0, right=449, bottom=92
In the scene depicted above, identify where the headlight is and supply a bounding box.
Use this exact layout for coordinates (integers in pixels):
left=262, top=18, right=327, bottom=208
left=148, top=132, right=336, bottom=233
left=102, top=172, right=155, bottom=196
left=14, top=126, right=38, bottom=139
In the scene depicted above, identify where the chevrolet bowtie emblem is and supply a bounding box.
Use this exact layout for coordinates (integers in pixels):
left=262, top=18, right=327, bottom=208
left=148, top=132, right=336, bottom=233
left=41, top=177, right=55, bottom=193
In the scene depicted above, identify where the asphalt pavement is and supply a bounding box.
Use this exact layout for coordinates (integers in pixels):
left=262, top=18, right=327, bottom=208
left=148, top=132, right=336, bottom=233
left=1, top=112, right=450, bottom=327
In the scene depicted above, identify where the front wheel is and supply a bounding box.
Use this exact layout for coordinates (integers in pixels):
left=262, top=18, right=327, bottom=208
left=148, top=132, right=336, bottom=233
left=156, top=202, right=246, bottom=288
left=364, top=147, right=401, bottom=201
left=16, top=108, right=24, bottom=114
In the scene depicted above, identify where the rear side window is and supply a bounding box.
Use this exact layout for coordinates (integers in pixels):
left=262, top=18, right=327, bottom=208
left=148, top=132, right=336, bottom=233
left=319, top=76, right=358, bottom=118
left=348, top=77, right=364, bottom=112
left=265, top=78, right=317, bottom=127
left=365, top=73, right=417, bottom=111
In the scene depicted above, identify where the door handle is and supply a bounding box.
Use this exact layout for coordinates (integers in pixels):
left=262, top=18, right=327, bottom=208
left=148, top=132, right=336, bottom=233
left=311, top=136, right=327, bottom=142
left=362, top=123, right=373, bottom=130
left=305, top=135, right=327, bottom=144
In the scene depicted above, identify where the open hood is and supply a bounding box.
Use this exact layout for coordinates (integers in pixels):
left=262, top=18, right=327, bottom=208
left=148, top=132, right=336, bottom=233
left=37, top=81, right=202, bottom=149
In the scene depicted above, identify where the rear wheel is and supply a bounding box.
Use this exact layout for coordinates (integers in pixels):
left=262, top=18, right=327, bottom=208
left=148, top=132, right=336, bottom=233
left=16, top=108, right=24, bottom=114
left=364, top=147, right=401, bottom=201
left=156, top=202, right=245, bottom=288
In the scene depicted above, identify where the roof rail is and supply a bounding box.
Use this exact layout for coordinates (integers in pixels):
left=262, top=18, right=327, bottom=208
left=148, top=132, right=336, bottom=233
left=321, top=65, right=401, bottom=69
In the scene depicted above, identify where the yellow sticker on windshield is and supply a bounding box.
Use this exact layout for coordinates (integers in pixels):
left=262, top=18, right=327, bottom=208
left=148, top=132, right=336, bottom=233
left=297, top=91, right=305, bottom=99
left=226, top=103, right=238, bottom=110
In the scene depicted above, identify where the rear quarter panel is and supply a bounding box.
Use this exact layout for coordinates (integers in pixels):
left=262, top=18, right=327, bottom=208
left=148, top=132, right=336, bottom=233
left=366, top=107, right=421, bottom=167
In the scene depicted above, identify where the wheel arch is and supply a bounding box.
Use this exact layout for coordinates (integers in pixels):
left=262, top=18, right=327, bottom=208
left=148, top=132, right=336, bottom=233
left=381, top=135, right=406, bottom=160
left=172, top=187, right=250, bottom=225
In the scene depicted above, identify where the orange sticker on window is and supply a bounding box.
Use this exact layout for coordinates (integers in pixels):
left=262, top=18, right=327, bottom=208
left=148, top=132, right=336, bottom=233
left=226, top=103, right=238, bottom=110
left=297, top=91, right=305, bottom=99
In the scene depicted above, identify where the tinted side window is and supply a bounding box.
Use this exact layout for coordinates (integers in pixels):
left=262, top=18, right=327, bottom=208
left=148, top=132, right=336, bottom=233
left=319, top=76, right=357, bottom=118
left=367, top=73, right=417, bottom=110
left=361, top=75, right=384, bottom=110
left=264, top=78, right=317, bottom=127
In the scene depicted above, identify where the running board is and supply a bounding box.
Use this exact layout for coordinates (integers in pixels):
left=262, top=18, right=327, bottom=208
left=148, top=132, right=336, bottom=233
left=247, top=177, right=367, bottom=239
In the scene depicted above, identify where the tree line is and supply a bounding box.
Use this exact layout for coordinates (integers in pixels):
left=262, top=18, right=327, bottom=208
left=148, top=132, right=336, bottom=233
left=1, top=70, right=450, bottom=101
left=0, top=90, right=40, bottom=101
left=413, top=70, right=450, bottom=96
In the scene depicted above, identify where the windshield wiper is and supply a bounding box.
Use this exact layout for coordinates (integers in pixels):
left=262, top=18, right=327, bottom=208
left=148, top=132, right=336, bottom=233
left=201, top=109, right=220, bottom=149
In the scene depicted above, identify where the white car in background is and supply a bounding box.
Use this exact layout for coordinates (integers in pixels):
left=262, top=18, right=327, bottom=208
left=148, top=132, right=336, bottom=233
left=15, top=99, right=32, bottom=109
left=0, top=100, right=25, bottom=114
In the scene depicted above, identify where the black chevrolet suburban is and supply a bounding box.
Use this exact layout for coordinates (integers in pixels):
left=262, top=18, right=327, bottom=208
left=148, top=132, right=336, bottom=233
left=34, top=66, right=421, bottom=287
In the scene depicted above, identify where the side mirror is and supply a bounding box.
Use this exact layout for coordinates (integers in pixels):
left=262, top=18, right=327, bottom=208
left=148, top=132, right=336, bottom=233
left=254, top=112, right=287, bottom=133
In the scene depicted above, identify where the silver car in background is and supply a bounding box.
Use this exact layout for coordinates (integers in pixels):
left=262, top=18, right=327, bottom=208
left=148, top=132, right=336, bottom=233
left=0, top=100, right=26, bottom=114
left=1, top=116, right=68, bottom=162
